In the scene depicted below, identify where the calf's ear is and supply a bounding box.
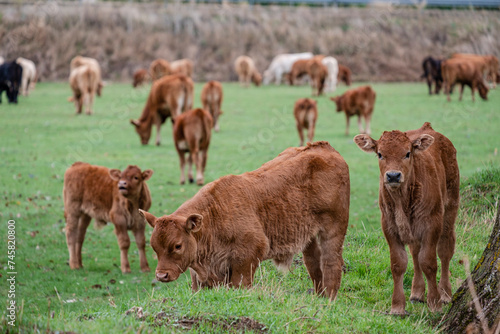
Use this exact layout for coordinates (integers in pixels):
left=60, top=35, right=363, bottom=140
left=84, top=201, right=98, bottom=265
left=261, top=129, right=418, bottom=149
left=354, top=134, right=377, bottom=153
left=109, top=169, right=122, bottom=181
left=185, top=214, right=203, bottom=233
left=130, top=119, right=140, bottom=127
left=142, top=169, right=153, bottom=181
left=412, top=134, right=434, bottom=153
left=139, top=209, right=157, bottom=228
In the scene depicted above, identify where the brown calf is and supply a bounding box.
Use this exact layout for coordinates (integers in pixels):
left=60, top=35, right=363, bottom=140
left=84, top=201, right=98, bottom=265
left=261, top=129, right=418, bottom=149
left=131, top=74, right=194, bottom=146
left=337, top=64, right=352, bottom=86
left=441, top=58, right=489, bottom=102
left=201, top=81, right=223, bottom=132
left=63, top=162, right=153, bottom=273
left=354, top=122, right=459, bottom=314
left=173, top=108, right=213, bottom=185
left=133, top=69, right=149, bottom=88
left=307, top=58, right=328, bottom=96
left=234, top=56, right=262, bottom=87
left=293, top=98, right=318, bottom=146
left=70, top=56, right=103, bottom=96
left=140, top=141, right=350, bottom=301
left=289, top=59, right=310, bottom=85
left=149, top=59, right=171, bottom=81
left=330, top=85, right=376, bottom=136
left=69, top=65, right=99, bottom=115
left=452, top=53, right=499, bottom=88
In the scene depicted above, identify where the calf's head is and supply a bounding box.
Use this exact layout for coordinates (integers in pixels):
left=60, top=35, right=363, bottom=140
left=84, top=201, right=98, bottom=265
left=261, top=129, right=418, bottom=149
left=354, top=131, right=434, bottom=190
left=329, top=96, right=343, bottom=112
left=477, top=81, right=489, bottom=100
left=109, top=165, right=153, bottom=197
left=130, top=119, right=151, bottom=145
left=252, top=72, right=262, bottom=86
left=140, top=210, right=203, bottom=283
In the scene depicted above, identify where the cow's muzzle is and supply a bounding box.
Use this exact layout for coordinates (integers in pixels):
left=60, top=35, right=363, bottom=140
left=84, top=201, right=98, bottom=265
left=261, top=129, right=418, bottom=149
left=156, top=271, right=173, bottom=283
left=118, top=181, right=128, bottom=194
left=385, top=171, right=402, bottom=186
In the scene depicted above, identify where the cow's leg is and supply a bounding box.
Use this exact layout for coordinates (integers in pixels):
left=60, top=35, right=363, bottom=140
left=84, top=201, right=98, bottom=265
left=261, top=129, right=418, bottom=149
left=437, top=209, right=456, bottom=303
left=296, top=122, right=304, bottom=146
left=345, top=116, right=351, bottom=136
left=195, top=150, right=204, bottom=185
left=83, top=92, right=91, bottom=115
left=178, top=151, right=186, bottom=185
left=65, top=212, right=82, bottom=269
left=155, top=118, right=162, bottom=146
left=307, top=120, right=315, bottom=143
left=427, top=77, right=432, bottom=95
left=303, top=237, right=324, bottom=295
left=113, top=220, right=131, bottom=274
left=459, top=84, right=465, bottom=101
left=387, top=237, right=408, bottom=315
left=88, top=92, right=94, bottom=115
left=364, top=114, right=372, bottom=136
left=201, top=150, right=208, bottom=178
left=75, top=214, right=92, bottom=268
left=409, top=243, right=425, bottom=303
left=214, top=104, right=221, bottom=132
left=230, top=237, right=267, bottom=288
left=470, top=83, right=476, bottom=102
left=132, top=224, right=150, bottom=272
left=357, top=116, right=363, bottom=134
left=187, top=154, right=194, bottom=184
left=418, top=235, right=441, bottom=312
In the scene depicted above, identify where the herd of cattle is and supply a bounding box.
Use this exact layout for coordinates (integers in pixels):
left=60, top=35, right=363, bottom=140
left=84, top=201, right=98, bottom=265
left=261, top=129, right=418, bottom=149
left=1, top=50, right=496, bottom=316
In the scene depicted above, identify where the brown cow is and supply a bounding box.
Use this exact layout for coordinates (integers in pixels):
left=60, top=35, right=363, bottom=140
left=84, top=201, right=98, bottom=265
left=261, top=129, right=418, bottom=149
left=234, top=56, right=262, bottom=87
left=149, top=59, right=171, bottom=81
left=441, top=58, right=489, bottom=102
left=337, top=64, right=352, bottom=86
left=330, top=85, right=376, bottom=136
left=452, top=53, right=499, bottom=88
left=131, top=74, right=194, bottom=146
left=354, top=122, right=459, bottom=314
left=173, top=108, right=213, bottom=185
left=133, top=69, right=149, bottom=88
left=63, top=162, right=153, bottom=273
left=289, top=59, right=310, bottom=85
left=293, top=98, right=318, bottom=146
left=200, top=81, right=223, bottom=132
left=69, top=65, right=99, bottom=115
left=171, top=59, right=194, bottom=77
left=140, top=141, right=350, bottom=301
left=70, top=56, right=104, bottom=96
left=307, top=58, right=328, bottom=96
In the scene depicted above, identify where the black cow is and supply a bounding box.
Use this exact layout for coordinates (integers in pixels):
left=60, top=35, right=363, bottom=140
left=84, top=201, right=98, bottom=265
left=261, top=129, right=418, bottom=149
left=421, top=56, right=443, bottom=95
left=0, top=61, right=23, bottom=104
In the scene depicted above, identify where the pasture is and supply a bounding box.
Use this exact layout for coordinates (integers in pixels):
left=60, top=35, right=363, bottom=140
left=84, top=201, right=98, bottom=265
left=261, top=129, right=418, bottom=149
left=1, top=81, right=499, bottom=333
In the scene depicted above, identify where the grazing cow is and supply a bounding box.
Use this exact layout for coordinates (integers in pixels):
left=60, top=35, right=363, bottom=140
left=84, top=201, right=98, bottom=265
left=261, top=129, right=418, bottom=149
left=70, top=56, right=104, bottom=96
left=263, top=52, right=313, bottom=85
left=69, top=64, right=99, bottom=115
left=322, top=56, right=339, bottom=93
left=337, top=64, right=352, bottom=86
left=140, top=141, right=350, bottom=301
left=289, top=59, right=310, bottom=85
left=130, top=74, right=194, bottom=146
left=200, top=81, right=223, bottom=132
left=330, top=86, right=376, bottom=136
left=0, top=61, right=23, bottom=104
left=354, top=122, right=459, bottom=314
left=16, top=57, right=37, bottom=96
left=133, top=69, right=149, bottom=88
left=63, top=162, right=153, bottom=273
left=307, top=58, right=328, bottom=96
left=293, top=98, right=318, bottom=146
left=0, top=56, right=4, bottom=65
left=421, top=56, right=443, bottom=95
left=441, top=58, right=488, bottom=102
left=173, top=108, right=213, bottom=185
left=452, top=53, right=499, bottom=88
left=171, top=59, right=194, bottom=77
left=234, top=56, right=262, bottom=87
left=149, top=59, right=171, bottom=81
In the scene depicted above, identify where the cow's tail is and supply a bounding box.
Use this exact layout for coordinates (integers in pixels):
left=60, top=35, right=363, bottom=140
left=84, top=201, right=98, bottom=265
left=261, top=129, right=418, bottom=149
left=182, top=78, right=192, bottom=112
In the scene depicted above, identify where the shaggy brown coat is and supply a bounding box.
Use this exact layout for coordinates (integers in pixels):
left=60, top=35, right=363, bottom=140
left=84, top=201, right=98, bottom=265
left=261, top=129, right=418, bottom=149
left=293, top=98, right=318, bottom=146
left=133, top=69, right=149, bottom=88
left=354, top=122, right=459, bottom=315
left=63, top=162, right=153, bottom=273
left=307, top=58, right=328, bottom=96
left=171, top=59, right=194, bottom=77
left=452, top=53, right=499, bottom=88
left=200, top=81, right=223, bottom=132
left=330, top=85, right=376, bottom=136
left=141, top=141, right=350, bottom=301
left=337, top=64, right=352, bottom=86
left=234, top=56, right=262, bottom=87
left=149, top=58, right=172, bottom=81
left=173, top=108, right=213, bottom=185
left=130, top=74, right=194, bottom=146
left=69, top=64, right=99, bottom=115
left=70, top=56, right=103, bottom=96
left=441, top=58, right=489, bottom=102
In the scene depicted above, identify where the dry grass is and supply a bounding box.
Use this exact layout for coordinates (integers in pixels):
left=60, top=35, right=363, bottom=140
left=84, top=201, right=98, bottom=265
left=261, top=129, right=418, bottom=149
left=0, top=2, right=499, bottom=82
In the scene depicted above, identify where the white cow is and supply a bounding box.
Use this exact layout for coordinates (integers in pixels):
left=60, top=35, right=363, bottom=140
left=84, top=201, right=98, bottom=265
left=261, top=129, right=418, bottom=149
left=0, top=56, right=4, bottom=65
left=322, top=56, right=339, bottom=93
left=16, top=57, right=37, bottom=96
left=263, top=52, right=313, bottom=85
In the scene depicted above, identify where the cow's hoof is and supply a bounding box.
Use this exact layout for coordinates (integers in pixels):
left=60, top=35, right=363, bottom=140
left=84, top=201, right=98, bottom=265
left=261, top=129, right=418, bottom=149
left=197, top=180, right=204, bottom=186
left=189, top=178, right=194, bottom=184
left=410, top=297, right=425, bottom=304
left=180, top=181, right=185, bottom=185
left=389, top=310, right=410, bottom=317
left=141, top=267, right=151, bottom=273
left=156, top=142, right=161, bottom=146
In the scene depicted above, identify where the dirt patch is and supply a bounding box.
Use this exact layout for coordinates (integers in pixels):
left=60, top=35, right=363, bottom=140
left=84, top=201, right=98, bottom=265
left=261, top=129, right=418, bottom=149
left=159, top=314, right=268, bottom=332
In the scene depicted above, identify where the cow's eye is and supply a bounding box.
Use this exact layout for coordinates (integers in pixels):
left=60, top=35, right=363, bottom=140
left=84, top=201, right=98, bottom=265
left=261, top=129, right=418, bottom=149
left=405, top=152, right=411, bottom=159
left=377, top=152, right=383, bottom=160
left=175, top=244, right=182, bottom=250
left=134, top=176, right=139, bottom=180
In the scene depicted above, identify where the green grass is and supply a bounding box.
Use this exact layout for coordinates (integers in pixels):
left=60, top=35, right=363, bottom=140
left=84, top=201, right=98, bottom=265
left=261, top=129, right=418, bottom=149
left=0, top=81, right=499, bottom=333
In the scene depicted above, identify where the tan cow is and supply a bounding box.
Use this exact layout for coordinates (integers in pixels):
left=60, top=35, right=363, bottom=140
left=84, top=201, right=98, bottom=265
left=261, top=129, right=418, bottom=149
left=354, top=122, right=459, bottom=314
left=140, top=141, right=350, bottom=301
left=149, top=58, right=171, bottom=81
left=16, top=57, right=37, bottom=96
left=133, top=69, right=149, bottom=88
left=69, top=64, right=99, bottom=115
left=131, top=74, right=194, bottom=146
left=70, top=56, right=103, bottom=96
left=307, top=57, right=328, bottom=96
left=200, top=81, right=223, bottom=132
left=441, top=58, right=489, bottom=102
left=338, top=64, right=352, bottom=86
left=293, top=98, right=318, bottom=146
left=173, top=108, right=213, bottom=185
left=234, top=56, right=262, bottom=87
left=63, top=162, right=153, bottom=273
left=171, top=59, right=194, bottom=77
left=330, top=85, right=376, bottom=136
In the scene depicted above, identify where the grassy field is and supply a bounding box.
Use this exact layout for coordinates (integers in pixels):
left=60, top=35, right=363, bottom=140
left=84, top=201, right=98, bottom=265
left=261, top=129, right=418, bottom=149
left=0, top=81, right=499, bottom=333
